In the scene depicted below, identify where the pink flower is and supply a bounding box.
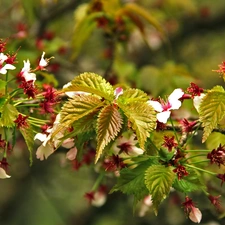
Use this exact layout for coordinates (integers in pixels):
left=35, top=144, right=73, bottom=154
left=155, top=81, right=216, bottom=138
left=63, top=82, right=89, bottom=98
left=114, top=87, right=123, bottom=100
left=148, top=88, right=184, bottom=123
left=66, top=147, right=77, bottom=161
left=182, top=196, right=202, bottom=223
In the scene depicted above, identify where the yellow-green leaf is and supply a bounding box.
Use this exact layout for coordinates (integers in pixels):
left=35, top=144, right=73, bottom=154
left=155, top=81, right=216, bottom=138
left=63, top=72, right=114, bottom=101
left=199, top=86, right=225, bottom=142
left=117, top=88, right=149, bottom=104
left=145, top=165, right=175, bottom=215
left=119, top=101, right=156, bottom=149
left=60, top=94, right=104, bottom=126
left=0, top=103, right=18, bottom=127
left=96, top=104, right=123, bottom=163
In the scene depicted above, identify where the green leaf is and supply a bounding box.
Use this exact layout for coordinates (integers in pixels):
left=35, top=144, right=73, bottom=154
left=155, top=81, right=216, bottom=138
left=60, top=94, right=104, bottom=126
left=118, top=101, right=156, bottom=149
left=145, top=165, right=175, bottom=215
left=117, top=88, right=149, bottom=104
left=20, top=122, right=34, bottom=165
left=172, top=169, right=205, bottom=193
left=0, top=103, right=18, bottom=127
left=63, top=72, right=114, bottom=101
left=199, top=86, right=225, bottom=142
left=111, top=157, right=157, bottom=202
left=96, top=104, right=123, bottom=163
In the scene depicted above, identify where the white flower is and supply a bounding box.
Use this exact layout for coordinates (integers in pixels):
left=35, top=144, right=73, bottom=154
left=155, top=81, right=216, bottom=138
left=20, top=60, right=36, bottom=82
left=63, top=82, right=89, bottom=98
left=113, top=133, right=144, bottom=157
left=39, top=52, right=48, bottom=68
left=0, top=53, right=16, bottom=74
left=34, top=114, right=64, bottom=160
left=91, top=191, right=107, bottom=207
left=0, top=168, right=10, bottom=179
left=193, top=93, right=206, bottom=112
left=148, top=88, right=184, bottom=123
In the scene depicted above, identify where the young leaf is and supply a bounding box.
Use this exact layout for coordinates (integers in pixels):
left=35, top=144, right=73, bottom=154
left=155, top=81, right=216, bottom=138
left=145, top=165, right=175, bottom=215
left=63, top=72, right=114, bottom=101
left=111, top=157, right=157, bottom=202
left=199, top=86, right=225, bottom=142
left=60, top=94, right=104, bottom=126
left=20, top=122, right=34, bottom=165
left=117, top=88, right=149, bottom=104
left=119, top=102, right=156, bottom=149
left=0, top=103, right=18, bottom=127
left=96, top=104, right=123, bottom=163
left=173, top=169, right=206, bottom=193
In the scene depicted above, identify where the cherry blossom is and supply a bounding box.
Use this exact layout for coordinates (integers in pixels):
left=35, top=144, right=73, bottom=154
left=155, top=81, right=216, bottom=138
left=66, top=147, right=77, bottom=161
left=112, top=133, right=144, bottom=156
left=182, top=196, right=202, bottom=223
left=0, top=167, right=10, bottom=179
left=19, top=60, right=36, bottom=83
left=37, top=52, right=52, bottom=70
left=34, top=114, right=63, bottom=160
left=148, top=88, right=184, bottom=123
left=63, top=82, right=89, bottom=98
left=193, top=93, right=206, bottom=112
left=114, top=87, right=123, bottom=100
left=0, top=53, right=16, bottom=74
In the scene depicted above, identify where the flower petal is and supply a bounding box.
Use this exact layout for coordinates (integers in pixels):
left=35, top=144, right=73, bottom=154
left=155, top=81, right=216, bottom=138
left=148, top=100, right=163, bottom=112
left=36, top=143, right=54, bottom=160
left=189, top=207, right=202, bottom=223
left=193, top=94, right=206, bottom=112
left=0, top=168, right=10, bottom=179
left=168, top=88, right=184, bottom=102
left=66, top=147, right=77, bottom=161
left=157, top=111, right=171, bottom=123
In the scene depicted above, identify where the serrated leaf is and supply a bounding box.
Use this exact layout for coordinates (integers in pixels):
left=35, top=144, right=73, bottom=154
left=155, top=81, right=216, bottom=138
left=145, top=165, right=175, bottom=215
left=117, top=88, right=149, bottom=104
left=20, top=122, right=34, bottom=165
left=0, top=96, right=7, bottom=112
left=63, top=72, right=114, bottom=101
left=96, top=105, right=123, bottom=163
left=0, top=103, right=18, bottom=127
left=111, top=158, right=157, bottom=202
left=172, top=169, right=205, bottom=193
left=119, top=102, right=156, bottom=149
left=199, top=86, right=225, bottom=142
left=60, top=94, right=104, bottom=125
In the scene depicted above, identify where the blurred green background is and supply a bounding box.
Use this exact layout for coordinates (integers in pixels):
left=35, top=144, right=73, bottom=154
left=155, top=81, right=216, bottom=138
left=1, top=0, right=225, bottom=224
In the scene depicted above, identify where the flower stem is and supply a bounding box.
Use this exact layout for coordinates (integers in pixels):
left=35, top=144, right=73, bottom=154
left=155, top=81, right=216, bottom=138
left=91, top=172, right=105, bottom=192
left=184, top=164, right=216, bottom=175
